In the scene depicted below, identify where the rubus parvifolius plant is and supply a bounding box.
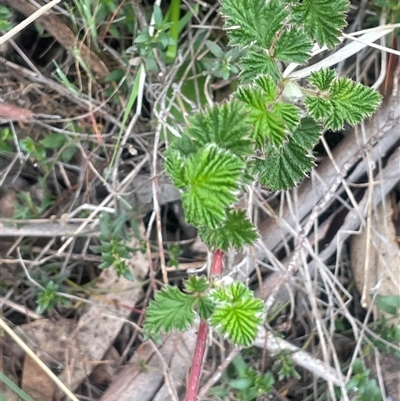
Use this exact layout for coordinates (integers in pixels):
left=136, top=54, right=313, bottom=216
left=143, top=0, right=382, bottom=399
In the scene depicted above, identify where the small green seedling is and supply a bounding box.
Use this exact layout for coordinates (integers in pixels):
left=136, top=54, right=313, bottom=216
left=91, top=213, right=138, bottom=280
left=211, top=355, right=275, bottom=401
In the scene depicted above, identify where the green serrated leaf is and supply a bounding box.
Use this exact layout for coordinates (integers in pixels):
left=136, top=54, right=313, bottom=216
left=254, top=75, right=277, bottom=102
left=211, top=287, right=231, bottom=303
left=197, top=296, right=215, bottom=320
left=256, top=118, right=321, bottom=190
left=210, top=282, right=263, bottom=346
left=182, top=145, right=244, bottom=228
left=305, top=96, right=333, bottom=121
left=326, top=77, right=382, bottom=130
left=240, top=51, right=281, bottom=83
left=185, top=101, right=253, bottom=157
left=236, top=86, right=266, bottom=112
left=306, top=73, right=381, bottom=129
left=168, top=134, right=199, bottom=157
left=290, top=117, right=321, bottom=149
left=273, top=27, right=312, bottom=64
left=308, top=68, right=336, bottom=91
left=273, top=102, right=300, bottom=132
left=164, top=150, right=187, bottom=189
left=185, top=275, right=209, bottom=294
left=198, top=210, right=258, bottom=250
left=256, top=144, right=313, bottom=190
left=221, top=0, right=288, bottom=48
left=144, top=286, right=196, bottom=334
left=236, top=87, right=288, bottom=147
left=290, top=0, right=349, bottom=48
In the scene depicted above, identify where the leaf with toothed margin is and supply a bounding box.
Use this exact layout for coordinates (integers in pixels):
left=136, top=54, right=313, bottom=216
left=182, top=144, right=244, bottom=228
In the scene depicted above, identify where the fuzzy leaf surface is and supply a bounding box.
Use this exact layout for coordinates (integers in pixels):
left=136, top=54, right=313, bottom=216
left=240, top=51, right=280, bottom=83
left=256, top=118, right=321, bottom=190
left=327, top=78, right=382, bottom=130
left=256, top=142, right=314, bottom=190
left=164, top=150, right=187, bottom=189
left=237, top=82, right=300, bottom=147
left=186, top=101, right=253, bottom=157
left=210, top=282, right=264, bottom=346
left=273, top=27, right=312, bottom=64
left=185, top=275, right=209, bottom=294
left=254, top=75, right=278, bottom=102
left=168, top=135, right=200, bottom=157
left=144, top=286, right=195, bottom=335
left=290, top=117, right=321, bottom=149
left=221, top=0, right=288, bottom=48
left=306, top=75, right=382, bottom=130
left=182, top=145, right=244, bottom=228
left=197, top=297, right=215, bottom=320
left=274, top=102, right=300, bottom=132
left=308, top=68, right=336, bottom=91
left=305, top=96, right=333, bottom=121
left=290, top=0, right=349, bottom=48
left=198, top=210, right=258, bottom=250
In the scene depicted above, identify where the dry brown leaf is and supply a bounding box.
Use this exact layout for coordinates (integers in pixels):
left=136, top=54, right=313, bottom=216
left=350, top=194, right=400, bottom=323
left=56, top=239, right=148, bottom=391
left=0, top=187, right=17, bottom=217
left=16, top=318, right=77, bottom=364
left=22, top=355, right=54, bottom=401
left=100, top=328, right=197, bottom=401
left=90, top=347, right=119, bottom=389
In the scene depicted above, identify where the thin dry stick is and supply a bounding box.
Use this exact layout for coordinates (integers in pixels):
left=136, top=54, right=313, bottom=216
left=0, top=0, right=61, bottom=45
left=0, top=318, right=80, bottom=401
left=255, top=331, right=346, bottom=386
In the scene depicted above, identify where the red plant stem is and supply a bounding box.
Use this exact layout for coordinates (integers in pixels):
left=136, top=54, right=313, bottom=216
left=185, top=249, right=224, bottom=401
left=210, top=249, right=224, bottom=277
left=185, top=319, right=209, bottom=401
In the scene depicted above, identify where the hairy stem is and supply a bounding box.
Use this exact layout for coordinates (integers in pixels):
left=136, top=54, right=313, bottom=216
left=185, top=319, right=208, bottom=401
left=185, top=249, right=224, bottom=400
left=210, top=249, right=224, bottom=277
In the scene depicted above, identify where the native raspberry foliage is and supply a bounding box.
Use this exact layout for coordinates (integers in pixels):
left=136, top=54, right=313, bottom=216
left=273, top=27, right=312, bottom=64
left=289, top=0, right=349, bottom=48
left=236, top=75, right=300, bottom=147
left=198, top=210, right=259, bottom=251
left=181, top=144, right=244, bottom=228
left=254, top=118, right=322, bottom=190
left=144, top=280, right=263, bottom=346
left=240, top=51, right=281, bottom=83
left=144, top=286, right=196, bottom=335
left=145, top=0, right=382, bottom=349
left=210, top=282, right=264, bottom=346
left=221, top=0, right=288, bottom=49
left=305, top=69, right=382, bottom=130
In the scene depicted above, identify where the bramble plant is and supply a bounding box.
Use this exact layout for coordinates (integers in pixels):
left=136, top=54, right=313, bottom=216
left=143, top=0, right=382, bottom=399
